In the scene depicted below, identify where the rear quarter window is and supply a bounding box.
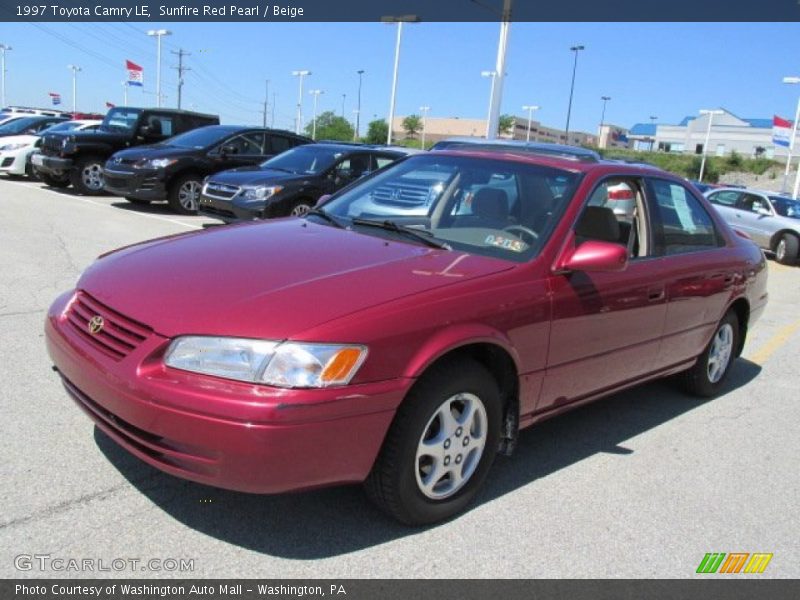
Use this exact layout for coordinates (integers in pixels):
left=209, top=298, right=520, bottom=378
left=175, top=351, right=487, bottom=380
left=650, top=179, right=723, bottom=255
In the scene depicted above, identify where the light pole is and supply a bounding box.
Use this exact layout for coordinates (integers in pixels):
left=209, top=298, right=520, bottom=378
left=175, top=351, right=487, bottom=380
left=481, top=70, right=497, bottom=138
left=486, top=0, right=512, bottom=140
left=419, top=105, right=430, bottom=149
left=341, top=93, right=346, bottom=118
left=355, top=69, right=364, bottom=140
left=292, top=69, right=310, bottom=135
left=698, top=109, right=723, bottom=183
left=67, top=64, right=81, bottom=116
left=262, top=79, right=269, bottom=128
left=0, top=44, right=11, bottom=108
left=147, top=29, right=172, bottom=108
left=649, top=115, right=658, bottom=150
left=309, top=89, right=323, bottom=140
left=600, top=96, right=611, bottom=128
left=382, top=15, right=419, bottom=145
left=564, top=44, right=585, bottom=141
left=122, top=81, right=128, bottom=105
left=781, top=76, right=800, bottom=194
left=522, top=104, right=540, bottom=142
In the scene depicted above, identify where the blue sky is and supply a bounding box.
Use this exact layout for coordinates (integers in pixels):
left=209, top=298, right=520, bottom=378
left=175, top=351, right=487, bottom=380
left=2, top=22, right=800, bottom=135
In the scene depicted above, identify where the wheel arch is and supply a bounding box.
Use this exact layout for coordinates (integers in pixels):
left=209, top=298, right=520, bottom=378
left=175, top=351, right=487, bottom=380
left=726, top=296, right=750, bottom=357
left=769, top=229, right=800, bottom=251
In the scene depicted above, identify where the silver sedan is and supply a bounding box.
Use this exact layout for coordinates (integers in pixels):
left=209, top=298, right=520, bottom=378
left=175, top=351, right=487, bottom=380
left=705, top=187, right=800, bottom=265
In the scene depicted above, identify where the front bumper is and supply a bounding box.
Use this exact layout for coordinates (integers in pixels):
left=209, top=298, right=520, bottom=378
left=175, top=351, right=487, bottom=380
left=0, top=148, right=30, bottom=175
left=198, top=192, right=264, bottom=222
left=45, top=290, right=408, bottom=494
left=33, top=154, right=74, bottom=175
left=103, top=167, right=168, bottom=200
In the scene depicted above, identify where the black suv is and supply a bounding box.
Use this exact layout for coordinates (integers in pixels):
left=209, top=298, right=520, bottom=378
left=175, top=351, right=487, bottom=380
left=33, top=107, right=219, bottom=195
left=103, top=125, right=311, bottom=214
left=198, top=143, right=409, bottom=221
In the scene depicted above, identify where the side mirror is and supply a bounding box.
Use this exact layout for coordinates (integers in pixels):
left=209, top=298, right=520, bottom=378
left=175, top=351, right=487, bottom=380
left=557, top=240, right=628, bottom=273
left=316, top=194, right=332, bottom=207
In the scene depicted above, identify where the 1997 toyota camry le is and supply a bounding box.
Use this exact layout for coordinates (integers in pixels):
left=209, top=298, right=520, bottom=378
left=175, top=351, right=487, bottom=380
left=46, top=149, right=768, bottom=524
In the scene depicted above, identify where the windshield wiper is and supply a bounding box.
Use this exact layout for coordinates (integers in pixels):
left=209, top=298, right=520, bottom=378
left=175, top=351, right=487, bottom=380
left=350, top=218, right=451, bottom=250
left=305, top=208, right=345, bottom=229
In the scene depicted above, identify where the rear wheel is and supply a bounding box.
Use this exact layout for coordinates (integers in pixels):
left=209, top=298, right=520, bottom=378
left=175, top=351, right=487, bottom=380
left=70, top=156, right=106, bottom=195
left=39, top=172, right=70, bottom=188
left=168, top=175, right=202, bottom=215
left=365, top=358, right=502, bottom=525
left=775, top=233, right=799, bottom=265
left=681, top=311, right=739, bottom=397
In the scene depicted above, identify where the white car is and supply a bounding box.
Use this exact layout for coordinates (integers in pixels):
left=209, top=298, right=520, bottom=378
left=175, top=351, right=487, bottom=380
left=0, top=120, right=100, bottom=177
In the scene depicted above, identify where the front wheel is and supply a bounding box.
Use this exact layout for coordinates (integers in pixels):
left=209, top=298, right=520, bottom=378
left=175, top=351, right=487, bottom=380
left=775, top=233, right=799, bottom=265
left=39, top=172, right=70, bottom=188
left=289, top=200, right=313, bottom=217
left=70, top=156, right=106, bottom=195
left=168, top=175, right=202, bottom=215
left=681, top=311, right=739, bottom=397
left=365, top=358, right=502, bottom=525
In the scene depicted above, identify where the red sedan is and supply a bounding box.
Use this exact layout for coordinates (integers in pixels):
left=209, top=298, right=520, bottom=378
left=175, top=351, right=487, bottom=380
left=46, top=149, right=768, bottom=524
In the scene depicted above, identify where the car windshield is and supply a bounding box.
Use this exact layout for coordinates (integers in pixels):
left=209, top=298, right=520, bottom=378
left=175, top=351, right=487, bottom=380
left=770, top=196, right=800, bottom=219
left=0, top=117, right=49, bottom=134
left=320, top=154, right=581, bottom=263
left=260, top=145, right=343, bottom=174
left=101, top=108, right=142, bottom=132
left=164, top=126, right=239, bottom=149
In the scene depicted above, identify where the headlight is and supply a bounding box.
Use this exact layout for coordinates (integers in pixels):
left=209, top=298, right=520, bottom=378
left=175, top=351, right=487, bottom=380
left=0, top=143, right=29, bottom=151
left=164, top=337, right=367, bottom=388
left=241, top=185, right=283, bottom=201
left=136, top=158, right=177, bottom=169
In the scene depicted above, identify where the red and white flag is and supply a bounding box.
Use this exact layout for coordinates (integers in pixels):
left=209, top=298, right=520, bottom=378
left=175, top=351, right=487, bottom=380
left=48, top=92, right=61, bottom=106
left=126, top=60, right=143, bottom=87
left=773, top=115, right=793, bottom=147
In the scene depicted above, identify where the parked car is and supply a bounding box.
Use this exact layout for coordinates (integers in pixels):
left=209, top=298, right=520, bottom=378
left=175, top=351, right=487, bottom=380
left=103, top=125, right=312, bottom=214
left=688, top=180, right=721, bottom=194
left=46, top=150, right=767, bottom=525
left=198, top=142, right=408, bottom=220
left=0, top=120, right=100, bottom=178
left=32, top=106, right=219, bottom=195
left=705, top=187, right=800, bottom=264
left=0, top=115, right=67, bottom=138
left=430, top=137, right=601, bottom=162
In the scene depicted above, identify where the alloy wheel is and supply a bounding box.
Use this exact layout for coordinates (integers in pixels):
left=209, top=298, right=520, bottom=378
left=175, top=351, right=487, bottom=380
left=178, top=180, right=202, bottom=211
left=291, top=203, right=312, bottom=217
left=81, top=163, right=104, bottom=190
left=777, top=239, right=786, bottom=262
left=707, top=323, right=734, bottom=384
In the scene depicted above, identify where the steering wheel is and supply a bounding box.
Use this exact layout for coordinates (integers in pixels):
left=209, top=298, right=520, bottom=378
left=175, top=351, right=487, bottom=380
left=502, top=224, right=538, bottom=244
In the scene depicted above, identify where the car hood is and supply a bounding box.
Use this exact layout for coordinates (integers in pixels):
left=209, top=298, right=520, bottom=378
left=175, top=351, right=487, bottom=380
left=109, top=144, right=200, bottom=161
left=208, top=167, right=307, bottom=187
left=45, top=129, right=130, bottom=145
left=0, top=134, right=38, bottom=147
left=78, top=219, right=513, bottom=339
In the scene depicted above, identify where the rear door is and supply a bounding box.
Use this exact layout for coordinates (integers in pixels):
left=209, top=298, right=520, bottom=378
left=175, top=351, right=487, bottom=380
left=735, top=193, right=774, bottom=248
left=645, top=178, right=735, bottom=370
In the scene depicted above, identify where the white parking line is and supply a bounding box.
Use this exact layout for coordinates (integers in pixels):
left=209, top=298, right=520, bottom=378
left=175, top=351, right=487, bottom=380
left=1, top=179, right=203, bottom=230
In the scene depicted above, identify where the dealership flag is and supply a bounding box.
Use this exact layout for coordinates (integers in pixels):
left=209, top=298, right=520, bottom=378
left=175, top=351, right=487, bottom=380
left=126, top=60, right=143, bottom=86
left=48, top=92, right=61, bottom=106
left=773, top=115, right=793, bottom=147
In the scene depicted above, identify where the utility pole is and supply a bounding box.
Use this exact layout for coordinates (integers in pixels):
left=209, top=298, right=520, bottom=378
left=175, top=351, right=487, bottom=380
left=263, top=79, right=270, bottom=127
left=170, top=48, right=190, bottom=109
left=271, top=92, right=276, bottom=127
left=0, top=44, right=11, bottom=108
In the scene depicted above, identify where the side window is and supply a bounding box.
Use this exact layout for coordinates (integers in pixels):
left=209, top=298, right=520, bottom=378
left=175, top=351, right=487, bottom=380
left=707, top=191, right=740, bottom=207
left=146, top=115, right=173, bottom=137
left=739, top=193, right=769, bottom=214
left=227, top=132, right=264, bottom=155
left=650, top=179, right=721, bottom=255
left=375, top=155, right=398, bottom=169
left=268, top=135, right=292, bottom=154
left=578, top=177, right=649, bottom=258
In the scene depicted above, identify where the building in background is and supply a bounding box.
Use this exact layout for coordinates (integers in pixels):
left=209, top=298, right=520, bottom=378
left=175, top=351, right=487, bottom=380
left=597, top=124, right=631, bottom=150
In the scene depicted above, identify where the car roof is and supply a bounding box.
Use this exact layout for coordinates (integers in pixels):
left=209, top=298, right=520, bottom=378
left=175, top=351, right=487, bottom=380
left=309, top=142, right=407, bottom=155
left=431, top=137, right=601, bottom=162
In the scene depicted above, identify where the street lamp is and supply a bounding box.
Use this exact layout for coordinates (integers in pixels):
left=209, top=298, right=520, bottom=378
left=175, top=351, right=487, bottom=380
left=564, top=44, right=585, bottom=141
left=781, top=76, right=800, bottom=196
left=67, top=64, right=81, bottom=116
left=486, top=0, right=512, bottom=140
left=522, top=104, right=540, bottom=142
left=355, top=69, right=365, bottom=141
left=419, top=105, right=430, bottom=149
left=599, top=96, right=611, bottom=128
left=309, top=89, right=324, bottom=140
left=481, top=70, right=497, bottom=138
left=382, top=15, right=419, bottom=145
left=649, top=115, right=658, bottom=151
left=698, top=109, right=723, bottom=183
left=0, top=44, right=11, bottom=108
left=341, top=93, right=346, bottom=118
left=146, top=29, right=172, bottom=108
left=292, top=70, right=311, bottom=135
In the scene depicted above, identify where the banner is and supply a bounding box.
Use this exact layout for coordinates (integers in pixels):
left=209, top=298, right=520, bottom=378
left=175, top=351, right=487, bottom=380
left=126, top=60, right=143, bottom=87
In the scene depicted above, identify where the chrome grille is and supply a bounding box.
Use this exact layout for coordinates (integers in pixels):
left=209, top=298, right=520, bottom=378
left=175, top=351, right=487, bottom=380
left=203, top=181, right=240, bottom=200
left=371, top=181, right=432, bottom=207
left=65, top=292, right=151, bottom=361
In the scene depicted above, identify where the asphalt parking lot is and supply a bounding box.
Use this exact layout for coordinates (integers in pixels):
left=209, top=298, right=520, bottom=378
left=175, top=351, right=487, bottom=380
left=1, top=177, right=798, bottom=579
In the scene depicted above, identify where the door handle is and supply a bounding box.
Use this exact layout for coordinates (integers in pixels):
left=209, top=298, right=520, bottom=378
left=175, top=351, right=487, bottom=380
left=648, top=287, right=665, bottom=302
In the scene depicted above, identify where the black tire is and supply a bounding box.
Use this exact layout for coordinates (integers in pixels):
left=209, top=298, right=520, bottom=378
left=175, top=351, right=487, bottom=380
left=288, top=199, right=314, bottom=217
left=775, top=233, right=799, bottom=265
left=39, top=172, right=70, bottom=188
left=167, top=174, right=202, bottom=215
left=124, top=196, right=152, bottom=205
left=365, top=358, right=502, bottom=525
left=25, top=161, right=38, bottom=180
left=70, top=155, right=106, bottom=195
left=681, top=311, right=739, bottom=398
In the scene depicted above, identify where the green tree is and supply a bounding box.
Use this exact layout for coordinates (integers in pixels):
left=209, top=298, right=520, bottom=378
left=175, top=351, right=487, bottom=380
left=365, top=119, right=389, bottom=144
left=498, top=114, right=515, bottom=136
left=305, top=111, right=354, bottom=141
left=402, top=114, right=422, bottom=139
